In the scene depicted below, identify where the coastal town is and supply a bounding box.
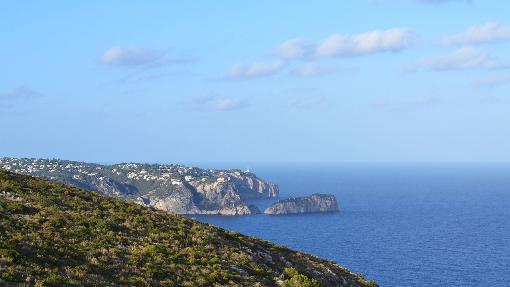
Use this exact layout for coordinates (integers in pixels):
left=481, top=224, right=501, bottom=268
left=0, top=157, right=248, bottom=186
left=0, top=157, right=278, bottom=215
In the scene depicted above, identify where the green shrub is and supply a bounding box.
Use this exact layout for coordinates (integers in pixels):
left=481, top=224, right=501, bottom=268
left=284, top=267, right=299, bottom=277
left=281, top=274, right=321, bottom=287
left=282, top=268, right=321, bottom=287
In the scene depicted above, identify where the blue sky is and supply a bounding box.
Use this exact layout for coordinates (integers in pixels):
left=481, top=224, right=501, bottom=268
left=2, top=0, right=510, bottom=164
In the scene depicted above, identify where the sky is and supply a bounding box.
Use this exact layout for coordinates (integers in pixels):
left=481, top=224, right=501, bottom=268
left=1, top=0, right=510, bottom=164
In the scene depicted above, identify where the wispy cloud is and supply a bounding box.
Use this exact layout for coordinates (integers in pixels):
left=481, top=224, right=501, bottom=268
left=373, top=95, right=437, bottom=110
left=410, top=47, right=510, bottom=71
left=228, top=60, right=285, bottom=79
left=275, top=38, right=312, bottom=60
left=289, top=96, right=327, bottom=109
left=115, top=70, right=196, bottom=84
left=189, top=95, right=250, bottom=111
left=290, top=63, right=336, bottom=78
left=101, top=47, right=164, bottom=67
left=100, top=46, right=193, bottom=69
left=473, top=74, right=510, bottom=88
left=442, top=22, right=510, bottom=46
left=0, top=86, right=41, bottom=101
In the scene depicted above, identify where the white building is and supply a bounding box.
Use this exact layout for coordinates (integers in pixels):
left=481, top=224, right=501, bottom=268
left=171, top=179, right=183, bottom=186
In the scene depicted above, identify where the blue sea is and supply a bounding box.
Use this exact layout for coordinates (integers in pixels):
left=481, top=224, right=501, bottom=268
left=194, top=164, right=510, bottom=287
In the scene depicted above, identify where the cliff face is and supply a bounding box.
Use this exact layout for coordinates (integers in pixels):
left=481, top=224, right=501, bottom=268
left=265, top=194, right=339, bottom=215
left=0, top=158, right=278, bottom=215
left=150, top=181, right=263, bottom=215
left=228, top=174, right=279, bottom=199
left=0, top=170, right=377, bottom=286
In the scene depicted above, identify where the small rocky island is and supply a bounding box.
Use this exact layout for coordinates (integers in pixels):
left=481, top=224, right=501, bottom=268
left=264, top=193, right=339, bottom=215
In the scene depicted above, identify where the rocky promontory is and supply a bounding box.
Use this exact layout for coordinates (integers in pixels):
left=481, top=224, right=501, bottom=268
left=264, top=193, right=339, bottom=215
left=0, top=158, right=278, bottom=215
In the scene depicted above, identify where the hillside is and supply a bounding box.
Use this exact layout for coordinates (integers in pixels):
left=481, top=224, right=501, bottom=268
left=0, top=158, right=278, bottom=215
left=0, top=170, right=377, bottom=287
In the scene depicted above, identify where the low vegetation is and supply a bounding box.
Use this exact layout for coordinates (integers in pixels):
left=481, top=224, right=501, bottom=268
left=0, top=170, right=377, bottom=286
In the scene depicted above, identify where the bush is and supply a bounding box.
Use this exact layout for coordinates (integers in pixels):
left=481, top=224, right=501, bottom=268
left=281, top=268, right=321, bottom=287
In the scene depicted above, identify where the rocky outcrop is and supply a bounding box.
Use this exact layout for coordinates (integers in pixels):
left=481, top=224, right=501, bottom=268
left=264, top=193, right=339, bottom=215
left=0, top=158, right=278, bottom=215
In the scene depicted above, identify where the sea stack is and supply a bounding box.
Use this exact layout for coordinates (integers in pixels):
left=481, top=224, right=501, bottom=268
left=264, top=193, right=339, bottom=215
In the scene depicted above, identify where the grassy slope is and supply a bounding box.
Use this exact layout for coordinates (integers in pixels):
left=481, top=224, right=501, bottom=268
left=0, top=170, right=377, bottom=287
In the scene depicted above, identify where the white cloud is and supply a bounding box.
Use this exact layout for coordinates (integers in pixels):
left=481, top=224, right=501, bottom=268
left=190, top=95, right=250, bottom=111
left=228, top=60, right=285, bottom=79
left=0, top=86, right=41, bottom=100
left=412, top=47, right=509, bottom=71
left=273, top=28, right=414, bottom=61
left=442, top=22, right=510, bottom=46
left=100, top=47, right=165, bottom=67
left=315, top=28, right=414, bottom=57
left=230, top=27, right=412, bottom=80
left=275, top=38, right=311, bottom=60
left=290, top=63, right=335, bottom=78
left=100, top=46, right=193, bottom=69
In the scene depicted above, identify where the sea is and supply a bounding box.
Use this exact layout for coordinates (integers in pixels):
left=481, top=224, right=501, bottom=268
left=194, top=164, right=510, bottom=287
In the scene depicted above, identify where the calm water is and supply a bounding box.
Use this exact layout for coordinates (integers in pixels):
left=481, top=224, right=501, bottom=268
left=195, top=164, right=510, bottom=286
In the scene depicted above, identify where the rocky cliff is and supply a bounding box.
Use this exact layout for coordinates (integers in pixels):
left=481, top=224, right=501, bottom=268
left=0, top=158, right=278, bottom=215
left=264, top=194, right=339, bottom=215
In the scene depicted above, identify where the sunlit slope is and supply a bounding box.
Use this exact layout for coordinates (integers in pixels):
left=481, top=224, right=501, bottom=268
left=0, top=170, right=377, bottom=287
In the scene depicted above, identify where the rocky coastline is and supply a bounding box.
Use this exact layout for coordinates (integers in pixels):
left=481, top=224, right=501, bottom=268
left=0, top=158, right=278, bottom=215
